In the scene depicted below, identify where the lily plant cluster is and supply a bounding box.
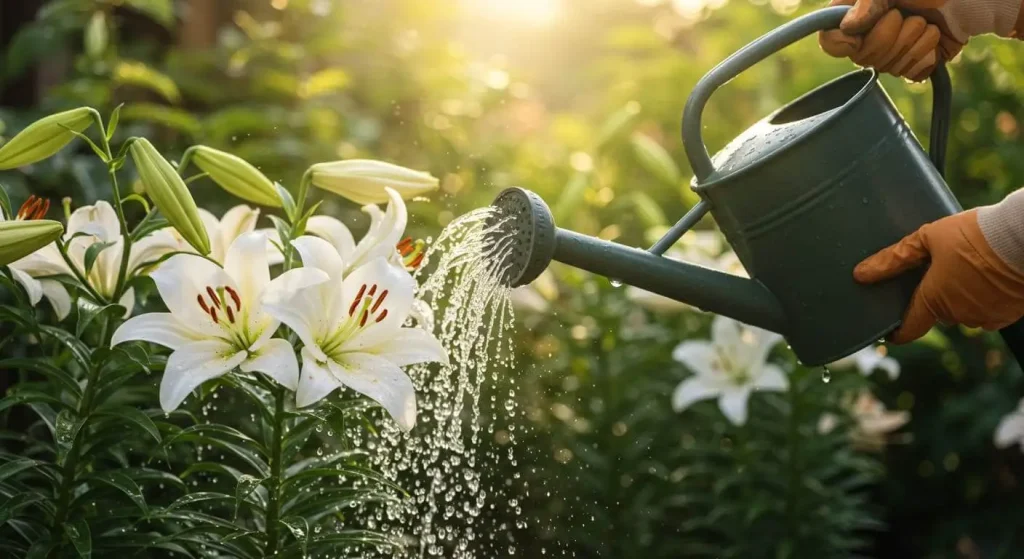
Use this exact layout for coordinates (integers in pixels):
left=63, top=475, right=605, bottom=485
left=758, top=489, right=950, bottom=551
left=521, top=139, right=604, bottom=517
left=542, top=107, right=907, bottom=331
left=0, top=106, right=447, bottom=556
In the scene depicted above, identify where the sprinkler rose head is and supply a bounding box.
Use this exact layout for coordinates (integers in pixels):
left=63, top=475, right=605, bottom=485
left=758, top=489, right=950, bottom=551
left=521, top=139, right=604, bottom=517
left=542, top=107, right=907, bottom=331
left=488, top=187, right=556, bottom=288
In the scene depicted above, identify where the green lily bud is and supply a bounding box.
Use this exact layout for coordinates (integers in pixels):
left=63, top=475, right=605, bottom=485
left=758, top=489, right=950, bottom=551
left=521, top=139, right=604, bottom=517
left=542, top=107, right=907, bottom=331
left=308, top=159, right=439, bottom=205
left=0, top=220, right=63, bottom=266
left=0, top=108, right=94, bottom=170
left=130, top=138, right=210, bottom=255
left=185, top=145, right=282, bottom=207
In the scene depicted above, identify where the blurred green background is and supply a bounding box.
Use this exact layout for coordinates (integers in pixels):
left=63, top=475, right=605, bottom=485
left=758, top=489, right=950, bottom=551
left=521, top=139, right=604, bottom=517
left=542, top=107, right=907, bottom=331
left=3, top=0, right=1024, bottom=557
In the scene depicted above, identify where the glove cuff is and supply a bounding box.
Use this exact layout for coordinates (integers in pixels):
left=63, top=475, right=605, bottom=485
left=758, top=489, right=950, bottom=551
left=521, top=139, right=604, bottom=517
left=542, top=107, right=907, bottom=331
left=979, top=188, right=1024, bottom=274
left=941, top=0, right=1023, bottom=39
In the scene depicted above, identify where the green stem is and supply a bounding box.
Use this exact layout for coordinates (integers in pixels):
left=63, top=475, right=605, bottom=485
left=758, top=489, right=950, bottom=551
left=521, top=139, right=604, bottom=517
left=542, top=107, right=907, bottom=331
left=49, top=316, right=111, bottom=548
left=109, top=170, right=133, bottom=301
left=264, top=386, right=287, bottom=556
left=55, top=239, right=105, bottom=303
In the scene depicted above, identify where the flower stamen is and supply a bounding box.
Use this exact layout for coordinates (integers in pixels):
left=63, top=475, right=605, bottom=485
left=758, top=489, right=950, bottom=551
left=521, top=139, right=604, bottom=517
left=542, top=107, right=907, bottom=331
left=16, top=195, right=50, bottom=220
left=349, top=284, right=367, bottom=316
left=398, top=237, right=427, bottom=270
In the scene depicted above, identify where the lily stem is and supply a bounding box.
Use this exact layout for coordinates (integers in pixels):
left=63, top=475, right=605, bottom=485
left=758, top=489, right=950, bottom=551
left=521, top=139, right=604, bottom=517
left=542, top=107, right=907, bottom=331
left=49, top=316, right=110, bottom=552
left=109, top=169, right=133, bottom=302
left=264, top=385, right=287, bottom=556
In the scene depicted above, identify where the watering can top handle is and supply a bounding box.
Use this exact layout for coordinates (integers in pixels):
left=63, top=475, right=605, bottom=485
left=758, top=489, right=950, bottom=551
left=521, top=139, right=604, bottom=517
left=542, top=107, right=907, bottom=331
left=681, top=5, right=953, bottom=182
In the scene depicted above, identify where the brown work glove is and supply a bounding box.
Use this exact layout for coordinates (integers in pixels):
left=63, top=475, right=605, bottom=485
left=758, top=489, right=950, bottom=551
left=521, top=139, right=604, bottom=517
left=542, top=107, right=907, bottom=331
left=854, top=191, right=1024, bottom=343
left=819, top=0, right=1024, bottom=81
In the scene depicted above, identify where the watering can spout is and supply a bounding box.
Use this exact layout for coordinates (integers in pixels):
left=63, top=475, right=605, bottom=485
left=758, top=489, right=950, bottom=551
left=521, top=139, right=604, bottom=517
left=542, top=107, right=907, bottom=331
left=488, top=187, right=787, bottom=334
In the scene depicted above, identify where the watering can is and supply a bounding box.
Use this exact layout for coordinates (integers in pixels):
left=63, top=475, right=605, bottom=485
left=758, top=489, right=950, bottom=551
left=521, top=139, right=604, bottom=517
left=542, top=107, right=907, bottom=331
left=489, top=5, right=1024, bottom=367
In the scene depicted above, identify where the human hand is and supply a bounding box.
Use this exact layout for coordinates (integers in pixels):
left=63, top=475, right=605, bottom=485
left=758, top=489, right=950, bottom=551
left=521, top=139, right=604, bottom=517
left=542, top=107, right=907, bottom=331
left=853, top=210, right=1024, bottom=343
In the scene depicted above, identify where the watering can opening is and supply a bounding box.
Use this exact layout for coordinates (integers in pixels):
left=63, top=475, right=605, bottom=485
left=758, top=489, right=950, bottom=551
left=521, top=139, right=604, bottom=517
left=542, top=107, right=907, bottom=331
left=768, top=69, right=873, bottom=126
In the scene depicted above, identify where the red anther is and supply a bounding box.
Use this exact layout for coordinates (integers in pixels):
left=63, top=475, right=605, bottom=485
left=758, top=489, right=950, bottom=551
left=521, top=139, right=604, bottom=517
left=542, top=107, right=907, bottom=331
left=349, top=284, right=367, bottom=316
left=375, top=309, right=388, bottom=323
left=371, top=290, right=389, bottom=312
left=17, top=195, right=38, bottom=220
left=367, top=284, right=377, bottom=297
left=197, top=294, right=210, bottom=314
left=210, top=308, right=219, bottom=324
left=205, top=286, right=221, bottom=308
left=224, top=285, right=241, bottom=310
left=225, top=305, right=235, bottom=324
left=35, top=198, right=50, bottom=219
left=409, top=253, right=425, bottom=269
left=397, top=237, right=413, bottom=253
left=359, top=309, right=369, bottom=327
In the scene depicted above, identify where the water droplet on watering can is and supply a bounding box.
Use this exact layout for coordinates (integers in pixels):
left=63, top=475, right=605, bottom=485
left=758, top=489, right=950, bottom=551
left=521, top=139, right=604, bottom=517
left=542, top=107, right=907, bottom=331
left=821, top=366, right=832, bottom=384
left=610, top=278, right=623, bottom=288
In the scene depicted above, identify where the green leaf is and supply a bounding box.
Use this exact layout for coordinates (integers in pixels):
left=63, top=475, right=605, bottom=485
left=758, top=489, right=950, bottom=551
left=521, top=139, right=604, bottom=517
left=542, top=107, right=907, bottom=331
left=280, top=517, right=310, bottom=554
left=76, top=299, right=125, bottom=339
left=83, top=11, right=107, bottom=58
left=629, top=192, right=668, bottom=229
left=234, top=474, right=262, bottom=518
left=0, top=459, right=44, bottom=483
left=59, top=126, right=109, bottom=162
left=39, top=325, right=91, bottom=366
left=130, top=216, right=169, bottom=242
left=0, top=184, right=12, bottom=220
left=165, top=492, right=233, bottom=512
left=0, top=494, right=43, bottom=526
left=0, top=358, right=80, bottom=398
left=114, top=61, right=181, bottom=103
left=631, top=132, right=680, bottom=186
left=106, top=103, right=123, bottom=141
left=54, top=409, right=83, bottom=449
left=64, top=518, right=91, bottom=558
left=120, top=104, right=200, bottom=136
left=123, top=0, right=175, bottom=27
left=82, top=241, right=115, bottom=276
left=275, top=183, right=296, bottom=221
left=94, top=407, right=162, bottom=444
left=89, top=471, right=148, bottom=514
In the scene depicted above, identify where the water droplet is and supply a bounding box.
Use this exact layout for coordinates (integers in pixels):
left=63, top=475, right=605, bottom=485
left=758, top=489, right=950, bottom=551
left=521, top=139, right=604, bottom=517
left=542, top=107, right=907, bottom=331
left=821, top=366, right=832, bottom=384
left=610, top=278, right=623, bottom=288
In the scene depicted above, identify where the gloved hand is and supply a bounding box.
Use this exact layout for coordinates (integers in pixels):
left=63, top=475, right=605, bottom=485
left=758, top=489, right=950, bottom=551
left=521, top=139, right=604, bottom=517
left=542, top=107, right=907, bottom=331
left=819, top=0, right=1024, bottom=81
left=854, top=191, right=1024, bottom=343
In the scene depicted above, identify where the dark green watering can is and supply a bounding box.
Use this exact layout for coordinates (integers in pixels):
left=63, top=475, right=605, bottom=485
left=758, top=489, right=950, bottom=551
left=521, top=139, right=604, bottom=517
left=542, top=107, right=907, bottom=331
left=489, top=5, right=1024, bottom=367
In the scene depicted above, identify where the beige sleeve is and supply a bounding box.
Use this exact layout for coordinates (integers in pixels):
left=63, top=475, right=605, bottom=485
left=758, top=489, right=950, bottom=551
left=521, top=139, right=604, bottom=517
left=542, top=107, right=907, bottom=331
left=941, top=0, right=1023, bottom=38
left=979, top=188, right=1024, bottom=273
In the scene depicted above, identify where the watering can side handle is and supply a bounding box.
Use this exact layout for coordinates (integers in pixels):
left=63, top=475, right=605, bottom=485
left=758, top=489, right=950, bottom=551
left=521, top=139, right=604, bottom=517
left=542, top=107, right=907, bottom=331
left=681, top=6, right=952, bottom=182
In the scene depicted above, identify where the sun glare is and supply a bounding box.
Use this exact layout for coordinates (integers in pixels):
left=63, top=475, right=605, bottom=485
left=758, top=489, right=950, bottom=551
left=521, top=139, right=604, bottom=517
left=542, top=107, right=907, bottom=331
left=464, top=0, right=563, bottom=26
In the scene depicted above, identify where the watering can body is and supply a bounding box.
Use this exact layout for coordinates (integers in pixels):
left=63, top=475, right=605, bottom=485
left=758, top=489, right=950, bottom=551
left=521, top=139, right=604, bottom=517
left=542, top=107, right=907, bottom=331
left=490, top=5, right=1024, bottom=367
left=684, top=68, right=961, bottom=365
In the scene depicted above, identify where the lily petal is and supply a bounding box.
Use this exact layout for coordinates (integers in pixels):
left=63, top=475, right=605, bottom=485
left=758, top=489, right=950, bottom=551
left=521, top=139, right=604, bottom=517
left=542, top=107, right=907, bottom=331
left=328, top=352, right=417, bottom=432
left=118, top=287, right=135, bottom=318
left=225, top=231, right=271, bottom=314
left=39, top=279, right=71, bottom=320
left=296, top=348, right=342, bottom=407
left=218, top=205, right=260, bottom=250
left=127, top=229, right=179, bottom=273
left=292, top=235, right=345, bottom=280
left=112, top=312, right=203, bottom=350
left=348, top=188, right=407, bottom=269
left=671, top=376, right=719, bottom=412
left=10, top=267, right=43, bottom=305
left=341, top=257, right=416, bottom=349
left=67, top=201, right=120, bottom=242
left=366, top=327, right=448, bottom=367
left=307, top=215, right=356, bottom=261
left=994, top=413, right=1024, bottom=448
left=671, top=341, right=718, bottom=379
left=262, top=267, right=332, bottom=355
left=718, top=387, right=752, bottom=426
left=161, top=340, right=247, bottom=412
left=150, top=253, right=235, bottom=337
left=754, top=364, right=788, bottom=392
left=241, top=338, right=299, bottom=391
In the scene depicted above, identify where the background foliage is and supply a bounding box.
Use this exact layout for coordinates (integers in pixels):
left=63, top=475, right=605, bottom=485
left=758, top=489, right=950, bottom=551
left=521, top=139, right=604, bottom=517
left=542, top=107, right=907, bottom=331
left=2, top=0, right=1024, bottom=557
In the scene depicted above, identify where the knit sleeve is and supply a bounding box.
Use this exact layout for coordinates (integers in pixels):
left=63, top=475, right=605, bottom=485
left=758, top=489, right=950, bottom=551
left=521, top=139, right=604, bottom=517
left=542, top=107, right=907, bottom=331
left=979, top=188, right=1024, bottom=273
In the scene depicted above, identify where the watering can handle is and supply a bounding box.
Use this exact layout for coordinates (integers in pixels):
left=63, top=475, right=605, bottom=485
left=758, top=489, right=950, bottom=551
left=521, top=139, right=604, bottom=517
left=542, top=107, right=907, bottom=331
left=681, top=5, right=952, bottom=182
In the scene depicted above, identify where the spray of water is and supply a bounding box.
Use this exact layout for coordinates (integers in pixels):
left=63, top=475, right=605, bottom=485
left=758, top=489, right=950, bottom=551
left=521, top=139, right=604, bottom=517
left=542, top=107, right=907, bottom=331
left=365, top=207, right=526, bottom=557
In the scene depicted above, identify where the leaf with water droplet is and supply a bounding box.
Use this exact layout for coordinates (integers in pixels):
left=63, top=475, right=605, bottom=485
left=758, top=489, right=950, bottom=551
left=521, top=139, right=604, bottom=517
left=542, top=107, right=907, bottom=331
left=0, top=458, right=44, bottom=484
left=89, top=471, right=148, bottom=514
left=55, top=409, right=82, bottom=449
left=280, top=516, right=310, bottom=554
left=234, top=474, right=262, bottom=519
left=64, top=518, right=91, bottom=558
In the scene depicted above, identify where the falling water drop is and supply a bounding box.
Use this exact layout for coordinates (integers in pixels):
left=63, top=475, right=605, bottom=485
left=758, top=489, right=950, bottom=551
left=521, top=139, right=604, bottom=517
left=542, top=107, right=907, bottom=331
left=821, top=366, right=832, bottom=384
left=609, top=278, right=623, bottom=288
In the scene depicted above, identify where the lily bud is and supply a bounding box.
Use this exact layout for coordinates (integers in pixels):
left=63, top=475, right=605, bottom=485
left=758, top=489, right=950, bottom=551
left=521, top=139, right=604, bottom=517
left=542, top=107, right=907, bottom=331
left=0, top=220, right=63, bottom=266
left=130, top=138, right=210, bottom=255
left=308, top=159, right=439, bottom=205
left=186, top=145, right=282, bottom=208
left=0, top=108, right=94, bottom=170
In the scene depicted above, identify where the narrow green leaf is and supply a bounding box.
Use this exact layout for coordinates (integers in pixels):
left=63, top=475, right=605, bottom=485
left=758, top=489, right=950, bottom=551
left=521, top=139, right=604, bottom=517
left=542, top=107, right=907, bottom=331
left=0, top=185, right=12, bottom=220
left=54, top=409, right=82, bottom=449
left=76, top=299, right=125, bottom=339
left=89, top=471, right=148, bottom=514
left=276, top=183, right=296, bottom=221
left=38, top=325, right=91, bottom=366
left=106, top=103, right=123, bottom=141
left=631, top=132, right=680, bottom=186
left=60, top=126, right=108, bottom=163
left=64, top=518, right=90, bottom=558
left=119, top=192, right=149, bottom=214
left=0, top=459, right=44, bottom=483
left=165, top=492, right=232, bottom=512
left=0, top=494, right=43, bottom=526
left=280, top=517, right=310, bottom=554
left=0, top=358, right=80, bottom=398
left=234, top=474, right=262, bottom=518
left=82, top=241, right=115, bottom=276
left=94, top=407, right=161, bottom=444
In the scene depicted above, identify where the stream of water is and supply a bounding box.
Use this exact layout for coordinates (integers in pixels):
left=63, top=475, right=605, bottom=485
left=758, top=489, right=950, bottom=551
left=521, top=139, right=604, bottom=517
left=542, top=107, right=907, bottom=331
left=365, top=207, right=526, bottom=558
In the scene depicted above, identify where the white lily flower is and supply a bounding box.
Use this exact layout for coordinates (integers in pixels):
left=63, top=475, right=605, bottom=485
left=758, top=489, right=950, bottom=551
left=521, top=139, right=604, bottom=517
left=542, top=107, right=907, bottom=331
left=818, top=391, right=909, bottom=451
left=303, top=187, right=413, bottom=273
left=112, top=232, right=301, bottom=412
left=8, top=200, right=177, bottom=318
left=671, top=315, right=786, bottom=425
left=829, top=345, right=900, bottom=380
left=262, top=236, right=448, bottom=431
left=995, top=398, right=1024, bottom=452
left=166, top=204, right=260, bottom=264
